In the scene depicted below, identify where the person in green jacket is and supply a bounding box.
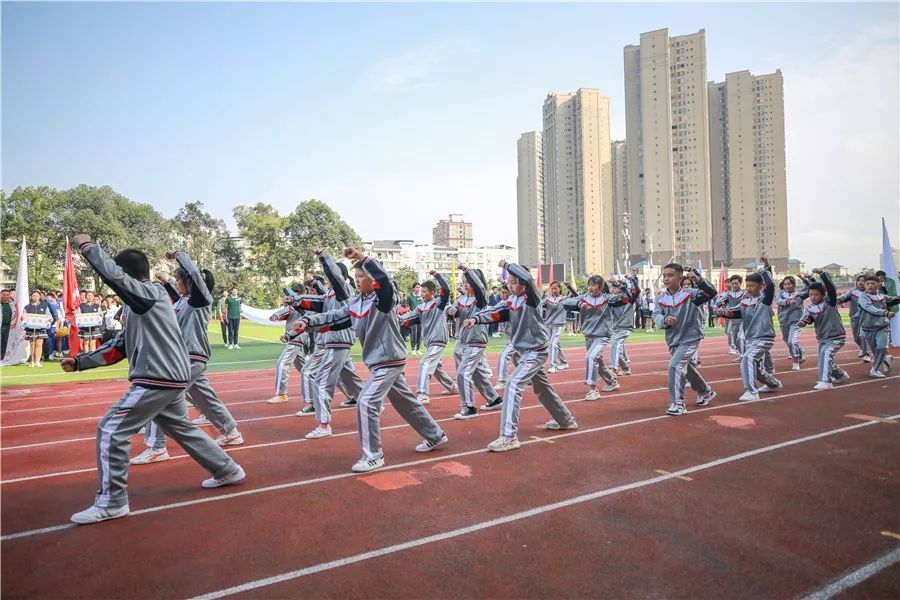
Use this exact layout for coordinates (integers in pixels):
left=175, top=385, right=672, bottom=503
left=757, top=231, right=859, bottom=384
left=224, top=288, right=242, bottom=349
left=1, top=289, right=12, bottom=358
left=407, top=283, right=424, bottom=355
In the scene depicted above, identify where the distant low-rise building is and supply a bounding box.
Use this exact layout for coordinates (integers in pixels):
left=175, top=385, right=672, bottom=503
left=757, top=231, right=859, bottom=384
left=362, top=240, right=517, bottom=286
left=822, top=263, right=849, bottom=277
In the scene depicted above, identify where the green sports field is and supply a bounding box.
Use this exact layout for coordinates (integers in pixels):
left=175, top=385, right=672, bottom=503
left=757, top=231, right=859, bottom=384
left=0, top=320, right=725, bottom=387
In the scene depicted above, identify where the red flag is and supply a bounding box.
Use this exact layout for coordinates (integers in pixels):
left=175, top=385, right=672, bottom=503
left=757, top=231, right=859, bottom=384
left=63, top=238, right=82, bottom=356
left=536, top=261, right=543, bottom=291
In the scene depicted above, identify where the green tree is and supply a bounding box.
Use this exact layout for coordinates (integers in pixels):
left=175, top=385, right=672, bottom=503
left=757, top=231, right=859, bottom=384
left=1, top=186, right=69, bottom=290
left=170, top=201, right=229, bottom=268
left=233, top=203, right=292, bottom=304
left=283, top=199, right=362, bottom=276
left=392, top=266, right=419, bottom=299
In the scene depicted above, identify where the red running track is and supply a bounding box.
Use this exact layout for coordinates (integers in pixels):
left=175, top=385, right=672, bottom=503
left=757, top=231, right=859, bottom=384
left=1, top=333, right=898, bottom=599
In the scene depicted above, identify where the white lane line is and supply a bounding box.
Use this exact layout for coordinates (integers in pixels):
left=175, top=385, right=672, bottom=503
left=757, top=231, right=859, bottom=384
left=798, top=546, right=900, bottom=600
left=0, top=364, right=890, bottom=481
left=186, top=415, right=898, bottom=600
left=1, top=378, right=895, bottom=540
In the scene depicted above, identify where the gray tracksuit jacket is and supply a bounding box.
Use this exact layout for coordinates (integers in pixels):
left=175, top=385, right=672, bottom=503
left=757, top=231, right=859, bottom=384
left=720, top=269, right=776, bottom=341
left=798, top=273, right=845, bottom=341
left=472, top=263, right=548, bottom=354
left=449, top=269, right=489, bottom=347
left=562, top=281, right=636, bottom=339
left=774, top=278, right=811, bottom=327
left=74, top=242, right=190, bottom=388
left=857, top=292, right=900, bottom=331
left=609, top=278, right=640, bottom=331
left=302, top=256, right=407, bottom=369
left=836, top=286, right=865, bottom=319
left=401, top=273, right=451, bottom=347
left=317, top=252, right=356, bottom=349
left=541, top=295, right=569, bottom=327
left=715, top=290, right=746, bottom=310
left=652, top=277, right=718, bottom=347
left=171, top=251, right=213, bottom=363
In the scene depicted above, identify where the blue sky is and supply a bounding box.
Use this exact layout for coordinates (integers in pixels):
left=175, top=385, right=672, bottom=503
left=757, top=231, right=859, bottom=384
left=3, top=2, right=898, bottom=270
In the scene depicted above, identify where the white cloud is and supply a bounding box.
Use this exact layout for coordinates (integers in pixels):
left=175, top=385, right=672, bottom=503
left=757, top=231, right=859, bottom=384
left=362, top=39, right=478, bottom=93
left=785, top=21, right=899, bottom=271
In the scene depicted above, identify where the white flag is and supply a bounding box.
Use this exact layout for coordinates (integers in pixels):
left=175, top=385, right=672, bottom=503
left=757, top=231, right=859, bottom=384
left=880, top=218, right=900, bottom=347
left=2, top=238, right=30, bottom=365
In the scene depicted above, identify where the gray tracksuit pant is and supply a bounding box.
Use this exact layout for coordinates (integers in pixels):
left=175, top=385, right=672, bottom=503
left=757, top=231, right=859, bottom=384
left=455, top=343, right=497, bottom=408
left=499, top=349, right=573, bottom=437
left=780, top=322, right=805, bottom=361
left=357, top=365, right=444, bottom=460
left=741, top=339, right=780, bottom=393
left=548, top=325, right=568, bottom=367
left=275, top=344, right=305, bottom=396
left=610, top=329, right=632, bottom=371
left=667, top=342, right=710, bottom=408
left=497, top=342, right=520, bottom=385
left=416, top=345, right=456, bottom=397
left=301, top=347, right=326, bottom=407
left=314, top=347, right=365, bottom=424
left=100, top=385, right=239, bottom=508
left=726, top=319, right=742, bottom=351
left=850, top=317, right=869, bottom=356
left=816, top=339, right=847, bottom=383
left=146, top=360, right=239, bottom=449
left=584, top=336, right=616, bottom=387
left=863, top=326, right=892, bottom=373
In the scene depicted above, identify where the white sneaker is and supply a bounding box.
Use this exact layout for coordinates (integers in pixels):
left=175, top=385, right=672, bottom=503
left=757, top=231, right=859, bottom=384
left=759, top=381, right=782, bottom=393
left=738, top=390, right=760, bottom=402
left=833, top=371, right=850, bottom=383
left=791, top=363, right=800, bottom=371
left=192, top=415, right=211, bottom=426
left=696, top=389, right=717, bottom=406
left=548, top=366, right=558, bottom=374
left=70, top=504, right=130, bottom=525
left=487, top=435, right=521, bottom=452
left=869, top=369, right=886, bottom=379
left=584, top=390, right=601, bottom=401
left=130, top=448, right=170, bottom=465
left=884, top=355, right=894, bottom=374
left=418, top=394, right=430, bottom=405
left=601, top=382, right=621, bottom=392
left=546, top=419, right=578, bottom=430
left=813, top=382, right=834, bottom=391
left=233, top=345, right=241, bottom=349
left=861, top=354, right=872, bottom=363
left=665, top=403, right=686, bottom=416
left=202, top=465, right=246, bottom=488
left=728, top=348, right=738, bottom=355
left=215, top=430, right=244, bottom=446
left=493, top=383, right=505, bottom=392
left=305, top=425, right=332, bottom=439
left=416, top=433, right=448, bottom=452
left=351, top=454, right=385, bottom=473
left=226, top=345, right=233, bottom=350
left=443, top=386, right=458, bottom=396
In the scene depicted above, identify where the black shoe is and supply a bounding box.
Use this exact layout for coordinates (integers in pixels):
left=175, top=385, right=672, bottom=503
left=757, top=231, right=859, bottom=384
left=454, top=406, right=479, bottom=420
left=299, top=404, right=316, bottom=415
left=339, top=399, right=357, bottom=407
left=480, top=397, right=503, bottom=411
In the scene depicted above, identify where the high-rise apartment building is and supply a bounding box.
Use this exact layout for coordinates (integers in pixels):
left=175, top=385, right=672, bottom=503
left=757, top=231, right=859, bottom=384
left=708, top=70, right=788, bottom=270
left=611, top=140, right=629, bottom=267
left=432, top=214, right=473, bottom=249
left=516, top=131, right=544, bottom=266
left=624, top=28, right=713, bottom=266
left=541, top=88, right=614, bottom=274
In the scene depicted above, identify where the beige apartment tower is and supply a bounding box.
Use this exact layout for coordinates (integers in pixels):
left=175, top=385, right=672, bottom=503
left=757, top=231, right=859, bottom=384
left=708, top=70, right=788, bottom=270
left=432, top=214, right=473, bottom=249
left=516, top=131, right=545, bottom=266
left=611, top=140, right=629, bottom=268
left=541, top=88, right=614, bottom=275
left=624, top=28, right=713, bottom=267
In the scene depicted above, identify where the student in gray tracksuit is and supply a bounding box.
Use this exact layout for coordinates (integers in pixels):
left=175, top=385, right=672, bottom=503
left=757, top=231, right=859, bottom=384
left=540, top=281, right=574, bottom=372
left=652, top=264, right=718, bottom=415
left=447, top=266, right=499, bottom=418
left=400, top=270, right=457, bottom=405
left=301, top=251, right=366, bottom=438
left=797, top=270, right=849, bottom=389
left=62, top=237, right=245, bottom=525
left=716, top=277, right=746, bottom=354
left=296, top=248, right=447, bottom=473
left=563, top=275, right=636, bottom=399
left=467, top=261, right=577, bottom=452
left=837, top=276, right=871, bottom=360
left=718, top=264, right=782, bottom=400
left=774, top=275, right=811, bottom=369
left=140, top=251, right=244, bottom=461
left=608, top=276, right=640, bottom=375
left=857, top=275, right=900, bottom=378
left=268, top=284, right=308, bottom=403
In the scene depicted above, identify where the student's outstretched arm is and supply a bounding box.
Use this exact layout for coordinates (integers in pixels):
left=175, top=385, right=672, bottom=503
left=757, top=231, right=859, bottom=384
left=472, top=304, right=509, bottom=325
left=318, top=252, right=351, bottom=302
left=358, top=256, right=395, bottom=313
left=564, top=282, right=578, bottom=297
left=172, top=251, right=213, bottom=308
left=76, top=238, right=157, bottom=315
left=291, top=294, right=325, bottom=313
left=760, top=268, right=776, bottom=306
left=692, top=276, right=718, bottom=306
left=819, top=272, right=838, bottom=307
left=73, top=330, right=127, bottom=371
left=462, top=268, right=488, bottom=309
left=433, top=272, right=451, bottom=311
